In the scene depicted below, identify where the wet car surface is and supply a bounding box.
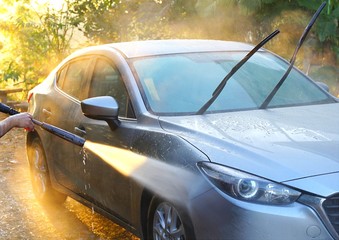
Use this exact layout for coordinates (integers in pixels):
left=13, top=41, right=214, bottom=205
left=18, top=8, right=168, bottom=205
left=26, top=39, right=339, bottom=240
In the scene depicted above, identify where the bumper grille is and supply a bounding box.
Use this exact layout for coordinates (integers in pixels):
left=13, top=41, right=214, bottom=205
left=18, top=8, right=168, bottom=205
left=323, top=194, right=339, bottom=236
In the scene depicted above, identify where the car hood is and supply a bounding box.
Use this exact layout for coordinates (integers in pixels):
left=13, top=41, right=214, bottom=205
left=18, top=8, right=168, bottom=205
left=159, top=103, right=339, bottom=193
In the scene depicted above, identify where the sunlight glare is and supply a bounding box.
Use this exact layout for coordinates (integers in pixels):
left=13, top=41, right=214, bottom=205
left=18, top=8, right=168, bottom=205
left=35, top=0, right=65, bottom=10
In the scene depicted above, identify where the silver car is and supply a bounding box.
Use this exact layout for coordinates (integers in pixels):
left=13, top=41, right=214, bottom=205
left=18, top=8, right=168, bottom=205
left=26, top=40, right=339, bottom=240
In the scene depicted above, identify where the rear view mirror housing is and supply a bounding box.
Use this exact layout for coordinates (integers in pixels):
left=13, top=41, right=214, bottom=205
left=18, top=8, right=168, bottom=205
left=81, top=96, right=120, bottom=130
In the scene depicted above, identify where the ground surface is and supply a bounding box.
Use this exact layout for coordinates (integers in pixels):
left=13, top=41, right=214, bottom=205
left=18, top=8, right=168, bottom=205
left=0, top=113, right=139, bottom=240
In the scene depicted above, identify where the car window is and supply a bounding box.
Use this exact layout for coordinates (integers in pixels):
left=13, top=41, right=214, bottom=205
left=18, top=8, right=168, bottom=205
left=56, top=58, right=91, bottom=100
left=88, top=58, right=131, bottom=118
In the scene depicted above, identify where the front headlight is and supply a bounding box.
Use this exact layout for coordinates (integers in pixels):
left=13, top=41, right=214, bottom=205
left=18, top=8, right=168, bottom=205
left=197, top=162, right=301, bottom=205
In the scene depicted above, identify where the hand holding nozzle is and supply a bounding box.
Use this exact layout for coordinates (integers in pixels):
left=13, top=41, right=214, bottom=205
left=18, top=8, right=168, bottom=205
left=0, top=102, right=85, bottom=147
left=12, top=113, right=34, bottom=131
left=0, top=103, right=34, bottom=132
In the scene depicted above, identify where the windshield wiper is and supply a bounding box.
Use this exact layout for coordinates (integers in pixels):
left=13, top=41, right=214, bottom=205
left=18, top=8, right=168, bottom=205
left=197, top=29, right=280, bottom=115
left=259, top=1, right=326, bottom=109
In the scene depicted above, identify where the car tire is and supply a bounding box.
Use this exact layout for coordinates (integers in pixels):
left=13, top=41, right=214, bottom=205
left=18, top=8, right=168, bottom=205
left=28, top=138, right=66, bottom=204
left=148, top=197, right=193, bottom=240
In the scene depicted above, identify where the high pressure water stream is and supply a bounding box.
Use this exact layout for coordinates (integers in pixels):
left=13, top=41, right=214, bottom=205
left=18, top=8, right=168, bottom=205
left=83, top=141, right=206, bottom=204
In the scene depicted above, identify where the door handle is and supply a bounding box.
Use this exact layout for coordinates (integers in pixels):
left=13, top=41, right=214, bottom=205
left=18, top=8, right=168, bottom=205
left=74, top=126, right=87, bottom=136
left=42, top=108, right=52, bottom=117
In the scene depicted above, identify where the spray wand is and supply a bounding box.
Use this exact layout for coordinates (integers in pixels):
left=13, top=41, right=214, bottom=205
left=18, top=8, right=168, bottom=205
left=0, top=102, right=85, bottom=147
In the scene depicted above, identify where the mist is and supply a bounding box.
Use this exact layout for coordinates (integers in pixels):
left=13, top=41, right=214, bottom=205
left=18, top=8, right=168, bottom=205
left=84, top=141, right=208, bottom=204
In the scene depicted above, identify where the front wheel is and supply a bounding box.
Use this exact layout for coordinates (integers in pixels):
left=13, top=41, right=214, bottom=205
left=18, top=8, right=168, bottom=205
left=27, top=138, right=66, bottom=204
left=148, top=198, right=192, bottom=240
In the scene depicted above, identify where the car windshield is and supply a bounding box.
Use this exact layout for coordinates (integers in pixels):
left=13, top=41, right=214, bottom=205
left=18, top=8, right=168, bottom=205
left=132, top=51, right=333, bottom=115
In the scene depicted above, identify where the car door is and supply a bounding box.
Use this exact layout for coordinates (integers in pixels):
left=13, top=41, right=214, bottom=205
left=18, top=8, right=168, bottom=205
left=75, top=56, right=137, bottom=222
left=48, top=56, right=94, bottom=194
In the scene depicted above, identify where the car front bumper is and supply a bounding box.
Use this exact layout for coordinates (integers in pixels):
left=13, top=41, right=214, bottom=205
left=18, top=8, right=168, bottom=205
left=189, top=188, right=334, bottom=240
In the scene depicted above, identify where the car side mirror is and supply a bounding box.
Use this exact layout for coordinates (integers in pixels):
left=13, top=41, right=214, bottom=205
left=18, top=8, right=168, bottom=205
left=81, top=96, right=120, bottom=130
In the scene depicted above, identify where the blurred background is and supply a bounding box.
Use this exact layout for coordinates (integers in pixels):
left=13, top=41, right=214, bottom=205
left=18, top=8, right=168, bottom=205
left=0, top=0, right=338, bottom=102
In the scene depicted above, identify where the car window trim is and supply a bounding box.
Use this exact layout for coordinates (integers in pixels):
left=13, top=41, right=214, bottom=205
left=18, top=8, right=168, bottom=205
left=89, top=55, right=137, bottom=120
left=55, top=56, right=94, bottom=101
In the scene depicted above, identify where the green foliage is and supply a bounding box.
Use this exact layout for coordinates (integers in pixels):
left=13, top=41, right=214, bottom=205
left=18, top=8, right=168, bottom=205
left=297, top=0, right=339, bottom=55
left=2, top=61, right=21, bottom=82
left=0, top=0, right=76, bottom=93
left=297, top=0, right=324, bottom=10
left=67, top=0, right=188, bottom=43
left=68, top=0, right=121, bottom=43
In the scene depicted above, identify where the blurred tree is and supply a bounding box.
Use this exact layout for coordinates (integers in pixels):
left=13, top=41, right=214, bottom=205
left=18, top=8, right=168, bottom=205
left=222, top=0, right=338, bottom=64
left=68, top=0, right=184, bottom=43
left=68, top=0, right=121, bottom=43
left=0, top=0, right=77, bottom=92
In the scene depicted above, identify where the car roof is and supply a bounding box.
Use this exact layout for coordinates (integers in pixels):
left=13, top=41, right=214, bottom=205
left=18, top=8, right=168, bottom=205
left=101, top=39, right=256, bottom=58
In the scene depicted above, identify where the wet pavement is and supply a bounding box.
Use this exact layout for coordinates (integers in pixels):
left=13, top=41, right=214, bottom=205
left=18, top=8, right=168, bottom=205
left=0, top=116, right=139, bottom=239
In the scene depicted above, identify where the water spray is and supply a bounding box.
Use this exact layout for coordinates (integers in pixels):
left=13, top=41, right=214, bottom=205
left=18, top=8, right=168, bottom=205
left=0, top=102, right=85, bottom=147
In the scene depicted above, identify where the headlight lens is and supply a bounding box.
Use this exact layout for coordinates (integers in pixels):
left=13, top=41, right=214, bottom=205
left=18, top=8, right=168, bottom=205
left=197, top=162, right=301, bottom=205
